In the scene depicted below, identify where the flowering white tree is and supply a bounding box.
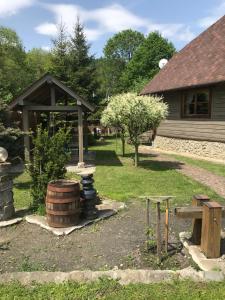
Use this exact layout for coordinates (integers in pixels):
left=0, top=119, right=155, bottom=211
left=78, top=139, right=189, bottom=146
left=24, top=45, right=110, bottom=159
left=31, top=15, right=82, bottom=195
left=101, top=93, right=168, bottom=166
left=101, top=94, right=127, bottom=156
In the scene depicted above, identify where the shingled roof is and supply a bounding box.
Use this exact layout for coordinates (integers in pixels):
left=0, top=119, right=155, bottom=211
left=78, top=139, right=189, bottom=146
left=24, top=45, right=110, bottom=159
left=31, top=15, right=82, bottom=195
left=141, top=15, right=225, bottom=95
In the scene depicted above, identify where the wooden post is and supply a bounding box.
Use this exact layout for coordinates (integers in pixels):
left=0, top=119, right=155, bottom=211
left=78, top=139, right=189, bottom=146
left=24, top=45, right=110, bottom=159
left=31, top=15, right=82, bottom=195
left=146, top=199, right=150, bottom=250
left=50, top=85, right=56, bottom=134
left=165, top=199, right=169, bottom=253
left=22, top=108, right=30, bottom=162
left=201, top=201, right=222, bottom=258
left=156, top=202, right=161, bottom=261
left=191, top=195, right=210, bottom=245
left=84, top=113, right=88, bottom=154
left=77, top=104, right=84, bottom=168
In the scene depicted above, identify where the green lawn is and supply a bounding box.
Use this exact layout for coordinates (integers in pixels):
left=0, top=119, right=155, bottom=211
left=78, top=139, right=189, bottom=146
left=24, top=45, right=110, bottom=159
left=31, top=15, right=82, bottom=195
left=14, top=138, right=224, bottom=209
left=169, top=154, right=225, bottom=178
left=81, top=138, right=223, bottom=206
left=0, top=279, right=225, bottom=300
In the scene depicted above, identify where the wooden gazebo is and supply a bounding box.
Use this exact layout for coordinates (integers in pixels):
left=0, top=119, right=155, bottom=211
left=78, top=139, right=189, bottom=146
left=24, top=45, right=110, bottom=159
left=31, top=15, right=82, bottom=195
left=8, top=74, right=95, bottom=167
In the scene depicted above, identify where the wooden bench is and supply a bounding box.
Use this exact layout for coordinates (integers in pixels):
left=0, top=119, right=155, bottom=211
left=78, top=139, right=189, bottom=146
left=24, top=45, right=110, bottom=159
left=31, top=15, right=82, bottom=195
left=175, top=195, right=225, bottom=258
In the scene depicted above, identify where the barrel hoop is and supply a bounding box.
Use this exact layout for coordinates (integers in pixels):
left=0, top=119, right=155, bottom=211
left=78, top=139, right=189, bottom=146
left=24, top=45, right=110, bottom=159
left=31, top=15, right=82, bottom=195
left=47, top=185, right=80, bottom=193
left=46, top=197, right=81, bottom=204
left=46, top=209, right=81, bottom=216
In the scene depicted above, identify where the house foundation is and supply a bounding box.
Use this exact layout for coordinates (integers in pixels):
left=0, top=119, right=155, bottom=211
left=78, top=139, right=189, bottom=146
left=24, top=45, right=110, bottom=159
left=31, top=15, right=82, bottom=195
left=155, top=136, right=225, bottom=162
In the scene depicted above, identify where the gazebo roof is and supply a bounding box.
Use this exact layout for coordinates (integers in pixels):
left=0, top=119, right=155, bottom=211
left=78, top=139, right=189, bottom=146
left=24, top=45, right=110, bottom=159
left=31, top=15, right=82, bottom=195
left=8, top=73, right=95, bottom=112
left=141, top=15, right=225, bottom=94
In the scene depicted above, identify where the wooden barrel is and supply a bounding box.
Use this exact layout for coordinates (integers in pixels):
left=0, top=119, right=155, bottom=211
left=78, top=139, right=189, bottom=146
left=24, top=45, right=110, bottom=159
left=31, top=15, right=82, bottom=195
left=46, top=180, right=81, bottom=228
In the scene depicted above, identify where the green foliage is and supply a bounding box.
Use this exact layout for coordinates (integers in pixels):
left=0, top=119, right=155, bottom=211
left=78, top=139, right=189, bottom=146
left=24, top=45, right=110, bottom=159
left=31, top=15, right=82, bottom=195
left=122, top=32, right=176, bottom=91
left=26, top=48, right=52, bottom=81
left=68, top=18, right=98, bottom=102
left=101, top=30, right=145, bottom=97
left=28, top=126, right=71, bottom=208
left=0, top=26, right=31, bottom=103
left=101, top=93, right=168, bottom=166
left=104, top=29, right=145, bottom=63
left=50, top=22, right=70, bottom=84
left=0, top=103, right=25, bottom=159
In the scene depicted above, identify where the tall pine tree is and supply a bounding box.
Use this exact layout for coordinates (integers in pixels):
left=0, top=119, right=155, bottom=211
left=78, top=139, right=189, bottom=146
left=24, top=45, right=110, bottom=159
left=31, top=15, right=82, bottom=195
left=68, top=18, right=98, bottom=102
left=51, top=22, right=69, bottom=84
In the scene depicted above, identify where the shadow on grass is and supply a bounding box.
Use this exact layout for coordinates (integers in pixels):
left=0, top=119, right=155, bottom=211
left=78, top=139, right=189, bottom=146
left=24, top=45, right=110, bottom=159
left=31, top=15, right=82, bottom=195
left=139, top=160, right=184, bottom=171
left=14, top=180, right=32, bottom=190
left=95, top=150, right=123, bottom=166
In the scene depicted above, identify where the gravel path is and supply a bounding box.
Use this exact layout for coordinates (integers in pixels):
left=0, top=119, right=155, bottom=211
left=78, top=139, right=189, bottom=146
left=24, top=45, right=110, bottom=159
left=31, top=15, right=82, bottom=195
left=140, top=147, right=225, bottom=199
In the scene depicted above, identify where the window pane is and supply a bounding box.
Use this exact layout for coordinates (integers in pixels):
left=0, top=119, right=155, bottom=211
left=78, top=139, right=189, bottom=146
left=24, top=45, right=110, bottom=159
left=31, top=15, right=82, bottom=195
left=184, top=93, right=195, bottom=115
left=196, top=92, right=209, bottom=115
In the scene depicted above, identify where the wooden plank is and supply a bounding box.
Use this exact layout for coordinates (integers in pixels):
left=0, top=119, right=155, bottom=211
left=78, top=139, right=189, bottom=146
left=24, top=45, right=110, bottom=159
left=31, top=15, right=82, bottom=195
left=22, top=108, right=30, bottom=162
left=175, top=206, right=225, bottom=219
left=25, top=105, right=78, bottom=112
left=165, top=199, right=169, bottom=253
left=156, top=202, right=161, bottom=262
left=201, top=202, right=222, bottom=258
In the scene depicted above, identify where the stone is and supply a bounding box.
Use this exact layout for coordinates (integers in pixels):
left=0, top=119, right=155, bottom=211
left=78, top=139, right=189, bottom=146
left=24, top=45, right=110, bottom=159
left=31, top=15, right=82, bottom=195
left=179, top=232, right=225, bottom=273
left=0, top=217, right=22, bottom=228
left=154, top=136, right=225, bottom=162
left=25, top=200, right=125, bottom=236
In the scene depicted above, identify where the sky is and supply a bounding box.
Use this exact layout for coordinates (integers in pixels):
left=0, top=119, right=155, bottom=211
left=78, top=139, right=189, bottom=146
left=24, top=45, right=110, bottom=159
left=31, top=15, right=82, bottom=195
left=0, top=0, right=224, bottom=56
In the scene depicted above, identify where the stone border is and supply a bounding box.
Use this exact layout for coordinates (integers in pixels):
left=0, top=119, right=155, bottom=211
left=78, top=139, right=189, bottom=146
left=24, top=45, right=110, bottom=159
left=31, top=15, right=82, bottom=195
left=0, top=217, right=22, bottom=228
left=180, top=232, right=225, bottom=273
left=0, top=267, right=224, bottom=285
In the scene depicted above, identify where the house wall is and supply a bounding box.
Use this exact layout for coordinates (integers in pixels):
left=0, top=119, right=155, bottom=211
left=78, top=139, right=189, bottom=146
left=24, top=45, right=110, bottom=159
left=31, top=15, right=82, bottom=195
left=153, top=84, right=225, bottom=161
left=157, top=85, right=225, bottom=142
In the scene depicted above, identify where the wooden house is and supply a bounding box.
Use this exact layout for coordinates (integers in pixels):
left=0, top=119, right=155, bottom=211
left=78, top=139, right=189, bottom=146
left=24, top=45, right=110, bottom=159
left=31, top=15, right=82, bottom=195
left=141, top=15, right=225, bottom=161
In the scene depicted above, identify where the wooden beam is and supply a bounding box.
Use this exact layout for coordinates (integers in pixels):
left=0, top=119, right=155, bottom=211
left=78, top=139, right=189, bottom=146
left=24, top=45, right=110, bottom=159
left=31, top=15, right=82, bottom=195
left=77, top=105, right=84, bottom=167
left=22, top=108, right=30, bottom=162
left=25, top=105, right=78, bottom=112
left=50, top=85, right=56, bottom=105
left=84, top=112, right=88, bottom=153
left=175, top=206, right=225, bottom=219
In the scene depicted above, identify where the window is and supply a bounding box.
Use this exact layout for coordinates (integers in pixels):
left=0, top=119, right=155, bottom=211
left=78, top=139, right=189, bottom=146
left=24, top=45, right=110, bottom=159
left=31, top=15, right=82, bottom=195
left=182, top=89, right=210, bottom=118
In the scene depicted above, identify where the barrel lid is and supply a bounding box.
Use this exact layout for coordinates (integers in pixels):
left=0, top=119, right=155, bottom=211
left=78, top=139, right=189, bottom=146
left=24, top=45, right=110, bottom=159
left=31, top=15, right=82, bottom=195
left=48, top=179, right=80, bottom=192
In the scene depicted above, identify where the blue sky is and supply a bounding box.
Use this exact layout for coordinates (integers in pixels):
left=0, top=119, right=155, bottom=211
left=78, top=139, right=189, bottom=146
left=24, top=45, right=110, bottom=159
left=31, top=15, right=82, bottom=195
left=0, top=0, right=224, bottom=56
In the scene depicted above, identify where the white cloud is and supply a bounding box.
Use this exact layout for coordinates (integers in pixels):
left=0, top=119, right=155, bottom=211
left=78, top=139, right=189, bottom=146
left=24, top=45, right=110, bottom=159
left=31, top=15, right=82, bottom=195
left=198, top=0, right=225, bottom=28
left=35, top=2, right=194, bottom=43
left=35, top=22, right=57, bottom=36
left=41, top=45, right=51, bottom=51
left=0, top=0, right=35, bottom=17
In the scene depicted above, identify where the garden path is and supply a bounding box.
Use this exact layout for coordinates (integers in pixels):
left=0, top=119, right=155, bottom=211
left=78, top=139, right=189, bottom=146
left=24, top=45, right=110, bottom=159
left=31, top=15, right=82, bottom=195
left=140, top=146, right=225, bottom=199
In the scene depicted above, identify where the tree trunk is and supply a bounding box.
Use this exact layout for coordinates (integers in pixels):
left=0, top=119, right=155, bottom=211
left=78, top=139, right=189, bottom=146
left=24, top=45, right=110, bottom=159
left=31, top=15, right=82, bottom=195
left=121, top=136, right=125, bottom=156
left=134, top=144, right=139, bottom=167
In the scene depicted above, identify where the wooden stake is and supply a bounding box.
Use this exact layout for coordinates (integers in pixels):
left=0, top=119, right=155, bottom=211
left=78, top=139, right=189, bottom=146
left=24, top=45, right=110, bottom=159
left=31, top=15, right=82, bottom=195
left=156, top=202, right=161, bottom=262
left=146, top=198, right=150, bottom=250
left=165, top=199, right=169, bottom=253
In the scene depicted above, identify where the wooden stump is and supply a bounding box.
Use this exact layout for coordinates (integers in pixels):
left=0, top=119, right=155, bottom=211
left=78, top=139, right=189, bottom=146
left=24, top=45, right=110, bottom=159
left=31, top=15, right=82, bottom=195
left=201, top=201, right=222, bottom=258
left=191, top=195, right=210, bottom=245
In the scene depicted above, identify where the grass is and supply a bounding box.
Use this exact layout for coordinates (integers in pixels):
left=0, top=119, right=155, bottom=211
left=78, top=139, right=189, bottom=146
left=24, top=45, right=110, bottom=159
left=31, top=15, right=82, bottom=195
left=13, top=138, right=224, bottom=209
left=13, top=171, right=32, bottom=209
left=0, top=278, right=225, bottom=299
left=78, top=138, right=223, bottom=206
left=169, top=154, right=225, bottom=178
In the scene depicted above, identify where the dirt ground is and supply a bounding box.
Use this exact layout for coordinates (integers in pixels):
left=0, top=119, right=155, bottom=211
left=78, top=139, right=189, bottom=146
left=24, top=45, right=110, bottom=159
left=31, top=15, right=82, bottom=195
left=0, top=200, right=194, bottom=273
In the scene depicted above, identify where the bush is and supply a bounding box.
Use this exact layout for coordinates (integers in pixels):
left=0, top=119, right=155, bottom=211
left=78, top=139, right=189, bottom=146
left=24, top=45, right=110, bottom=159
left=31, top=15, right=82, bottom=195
left=0, top=103, right=25, bottom=159
left=28, top=126, right=71, bottom=208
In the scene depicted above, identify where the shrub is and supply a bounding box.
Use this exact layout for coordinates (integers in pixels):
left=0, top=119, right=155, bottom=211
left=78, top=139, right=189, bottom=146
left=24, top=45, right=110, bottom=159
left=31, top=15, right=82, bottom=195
left=0, top=103, right=25, bottom=160
left=28, top=126, right=71, bottom=208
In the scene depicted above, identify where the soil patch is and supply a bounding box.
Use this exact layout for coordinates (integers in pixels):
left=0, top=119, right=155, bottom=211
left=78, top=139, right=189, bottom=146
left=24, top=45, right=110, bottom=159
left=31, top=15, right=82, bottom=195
left=0, top=201, right=192, bottom=273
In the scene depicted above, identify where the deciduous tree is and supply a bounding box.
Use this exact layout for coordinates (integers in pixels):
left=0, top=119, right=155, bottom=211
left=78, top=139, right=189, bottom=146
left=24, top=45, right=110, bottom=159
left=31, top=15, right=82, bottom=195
left=101, top=93, right=168, bottom=166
